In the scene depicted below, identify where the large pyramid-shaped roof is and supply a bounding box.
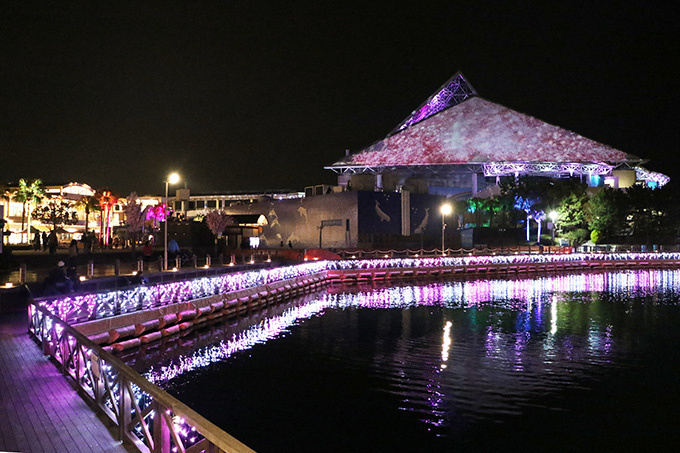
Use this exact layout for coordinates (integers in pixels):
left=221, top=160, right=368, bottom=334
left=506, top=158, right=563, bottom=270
left=327, top=73, right=642, bottom=176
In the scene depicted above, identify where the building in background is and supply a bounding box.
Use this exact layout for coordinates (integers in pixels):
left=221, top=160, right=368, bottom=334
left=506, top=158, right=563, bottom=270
left=325, top=72, right=669, bottom=194
left=162, top=73, right=670, bottom=250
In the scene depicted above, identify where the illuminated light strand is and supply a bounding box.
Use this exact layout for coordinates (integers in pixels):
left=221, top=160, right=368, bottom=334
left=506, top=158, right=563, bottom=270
left=143, top=269, right=680, bottom=387
left=37, top=253, right=680, bottom=324
left=40, top=261, right=327, bottom=323
left=145, top=300, right=331, bottom=385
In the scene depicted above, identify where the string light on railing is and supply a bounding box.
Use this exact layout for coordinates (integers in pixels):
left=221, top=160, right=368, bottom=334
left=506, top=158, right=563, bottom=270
left=35, top=253, right=680, bottom=325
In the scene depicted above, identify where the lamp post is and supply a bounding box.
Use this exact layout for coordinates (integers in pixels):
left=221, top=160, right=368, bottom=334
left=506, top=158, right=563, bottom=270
left=549, top=210, right=558, bottom=246
left=440, top=203, right=452, bottom=256
left=164, top=172, right=180, bottom=270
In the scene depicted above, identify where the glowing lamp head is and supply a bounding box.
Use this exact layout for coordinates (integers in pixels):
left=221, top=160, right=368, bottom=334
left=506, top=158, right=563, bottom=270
left=440, top=203, right=453, bottom=216
left=167, top=173, right=180, bottom=185
left=549, top=210, right=558, bottom=222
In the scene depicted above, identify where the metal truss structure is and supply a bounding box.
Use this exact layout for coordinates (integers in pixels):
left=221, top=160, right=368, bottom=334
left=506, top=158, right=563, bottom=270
left=481, top=162, right=614, bottom=177
left=326, top=163, right=487, bottom=176
left=634, top=166, right=671, bottom=187
left=328, top=162, right=615, bottom=178
left=391, top=72, right=477, bottom=135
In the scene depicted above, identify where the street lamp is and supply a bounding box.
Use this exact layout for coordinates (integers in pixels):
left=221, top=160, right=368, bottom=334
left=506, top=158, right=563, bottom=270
left=164, top=172, right=180, bottom=270
left=440, top=203, right=452, bottom=256
left=549, top=210, right=558, bottom=246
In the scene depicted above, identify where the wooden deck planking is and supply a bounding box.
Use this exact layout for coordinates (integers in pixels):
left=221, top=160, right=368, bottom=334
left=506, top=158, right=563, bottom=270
left=0, top=311, right=132, bottom=453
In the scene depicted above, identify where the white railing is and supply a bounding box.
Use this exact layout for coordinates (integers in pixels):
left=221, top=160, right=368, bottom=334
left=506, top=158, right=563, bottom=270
left=28, top=303, right=254, bottom=453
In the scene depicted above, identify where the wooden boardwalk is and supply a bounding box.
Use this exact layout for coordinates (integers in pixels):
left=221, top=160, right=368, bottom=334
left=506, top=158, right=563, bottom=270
left=0, top=311, right=132, bottom=453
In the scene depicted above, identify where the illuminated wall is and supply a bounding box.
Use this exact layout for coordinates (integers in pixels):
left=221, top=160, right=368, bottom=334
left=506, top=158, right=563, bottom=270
left=224, top=192, right=359, bottom=249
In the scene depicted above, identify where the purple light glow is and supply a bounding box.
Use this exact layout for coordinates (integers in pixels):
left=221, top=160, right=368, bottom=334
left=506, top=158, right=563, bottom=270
left=394, top=72, right=477, bottom=133
left=143, top=268, right=680, bottom=388
left=145, top=300, right=331, bottom=385
left=38, top=261, right=327, bottom=324
left=35, top=253, right=680, bottom=325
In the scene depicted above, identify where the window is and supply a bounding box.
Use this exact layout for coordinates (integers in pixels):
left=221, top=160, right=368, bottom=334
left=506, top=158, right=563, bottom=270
left=207, top=200, right=217, bottom=208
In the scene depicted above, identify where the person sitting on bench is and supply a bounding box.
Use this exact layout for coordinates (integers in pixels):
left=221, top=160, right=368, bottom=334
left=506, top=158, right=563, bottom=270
left=44, top=261, right=73, bottom=294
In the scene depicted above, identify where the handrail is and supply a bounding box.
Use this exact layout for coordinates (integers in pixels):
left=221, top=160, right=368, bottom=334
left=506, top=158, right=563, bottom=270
left=28, top=302, right=254, bottom=453
left=33, top=252, right=680, bottom=326
left=33, top=261, right=328, bottom=325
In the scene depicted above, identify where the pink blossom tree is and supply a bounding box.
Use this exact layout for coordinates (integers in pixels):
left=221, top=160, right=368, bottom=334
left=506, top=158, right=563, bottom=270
left=205, top=210, right=233, bottom=256
left=123, top=192, right=146, bottom=251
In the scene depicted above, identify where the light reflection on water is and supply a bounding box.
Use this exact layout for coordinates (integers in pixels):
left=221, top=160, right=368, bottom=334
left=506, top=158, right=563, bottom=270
left=133, top=269, right=680, bottom=451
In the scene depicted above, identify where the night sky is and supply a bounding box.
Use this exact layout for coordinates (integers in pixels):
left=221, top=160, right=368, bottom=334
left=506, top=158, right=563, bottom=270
left=2, top=1, right=677, bottom=196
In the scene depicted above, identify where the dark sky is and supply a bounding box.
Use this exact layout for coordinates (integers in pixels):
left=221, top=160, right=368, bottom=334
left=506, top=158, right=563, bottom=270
left=2, top=1, right=678, bottom=196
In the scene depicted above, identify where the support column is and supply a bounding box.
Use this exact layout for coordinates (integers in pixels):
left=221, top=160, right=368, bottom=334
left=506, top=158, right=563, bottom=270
left=401, top=190, right=410, bottom=236
left=471, top=173, right=478, bottom=196
left=375, top=173, right=383, bottom=191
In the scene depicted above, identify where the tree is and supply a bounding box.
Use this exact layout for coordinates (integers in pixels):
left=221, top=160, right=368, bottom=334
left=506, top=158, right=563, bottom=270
left=557, top=192, right=588, bottom=230
left=466, top=198, right=486, bottom=226
left=205, top=210, right=233, bottom=256
left=32, top=200, right=78, bottom=231
left=76, top=195, right=101, bottom=236
left=98, top=191, right=118, bottom=246
left=626, top=184, right=677, bottom=244
left=12, top=178, right=45, bottom=243
left=585, top=187, right=625, bottom=243
left=533, top=209, right=546, bottom=243
left=514, top=195, right=536, bottom=242
left=123, top=193, right=146, bottom=251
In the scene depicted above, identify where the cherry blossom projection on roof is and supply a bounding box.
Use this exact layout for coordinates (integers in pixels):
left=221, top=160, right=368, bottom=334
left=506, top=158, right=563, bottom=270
left=326, top=73, right=668, bottom=185
left=335, top=97, right=638, bottom=168
left=635, top=166, right=671, bottom=187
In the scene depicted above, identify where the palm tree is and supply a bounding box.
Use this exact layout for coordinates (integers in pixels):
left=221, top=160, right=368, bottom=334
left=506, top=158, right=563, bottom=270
left=12, top=179, right=44, bottom=244
left=25, top=179, right=45, bottom=245
left=98, top=191, right=118, bottom=246
left=76, top=195, right=101, bottom=235
left=12, top=180, right=29, bottom=236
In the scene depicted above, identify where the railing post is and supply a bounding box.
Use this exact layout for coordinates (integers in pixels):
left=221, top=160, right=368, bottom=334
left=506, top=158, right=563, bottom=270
left=137, top=258, right=144, bottom=272
left=219, top=253, right=224, bottom=266
left=158, top=257, right=164, bottom=272
left=19, top=263, right=26, bottom=283
left=231, top=254, right=236, bottom=265
left=88, top=260, right=94, bottom=277
left=192, top=254, right=197, bottom=268
left=206, top=255, right=211, bottom=267
left=153, top=402, right=171, bottom=453
left=175, top=256, right=181, bottom=270
left=114, top=259, right=121, bottom=276
left=118, top=375, right=132, bottom=442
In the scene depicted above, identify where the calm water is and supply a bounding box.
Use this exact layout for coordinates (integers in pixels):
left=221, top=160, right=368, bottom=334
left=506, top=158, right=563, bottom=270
left=126, top=270, right=680, bottom=452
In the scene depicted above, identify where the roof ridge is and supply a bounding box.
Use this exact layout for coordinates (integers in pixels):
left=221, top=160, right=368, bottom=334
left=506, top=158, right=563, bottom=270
left=389, top=71, right=477, bottom=136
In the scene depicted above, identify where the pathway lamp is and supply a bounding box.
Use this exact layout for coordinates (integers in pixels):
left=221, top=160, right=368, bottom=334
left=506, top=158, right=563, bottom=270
left=440, top=203, right=453, bottom=256
left=164, top=172, right=180, bottom=270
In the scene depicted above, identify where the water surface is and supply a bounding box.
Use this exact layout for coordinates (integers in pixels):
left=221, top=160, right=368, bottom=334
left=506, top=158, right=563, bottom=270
left=127, top=270, right=680, bottom=451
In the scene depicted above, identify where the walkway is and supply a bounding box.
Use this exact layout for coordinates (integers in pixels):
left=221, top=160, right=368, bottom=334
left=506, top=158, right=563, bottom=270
left=0, top=311, right=132, bottom=453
